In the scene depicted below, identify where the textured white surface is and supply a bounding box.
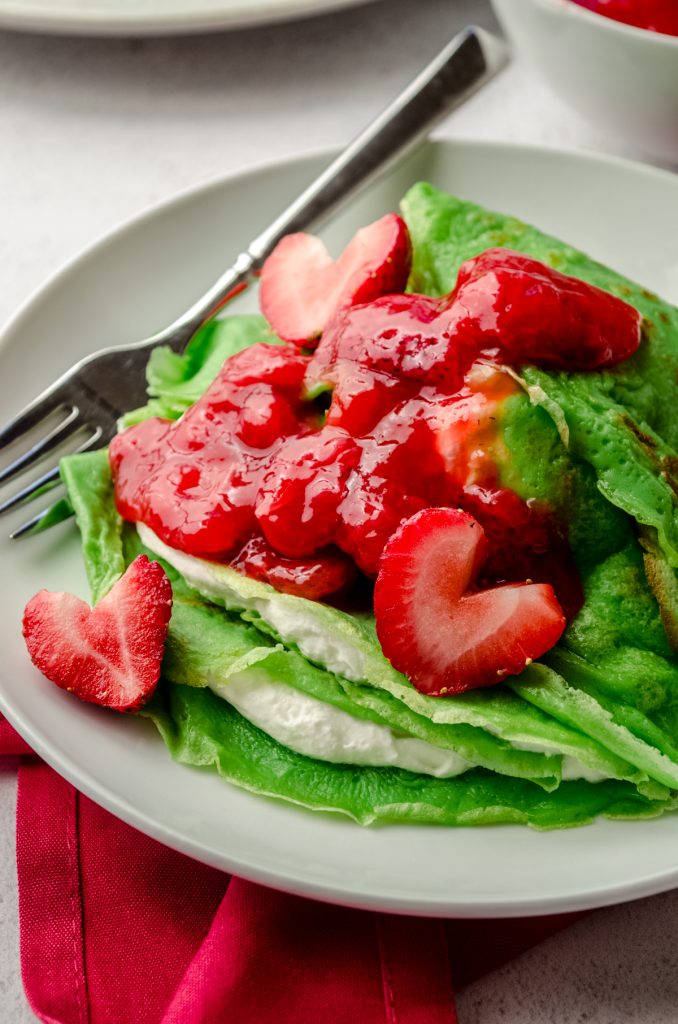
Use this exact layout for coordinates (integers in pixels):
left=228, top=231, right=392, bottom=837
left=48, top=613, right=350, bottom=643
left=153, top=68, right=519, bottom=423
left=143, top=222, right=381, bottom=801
left=1, top=0, right=677, bottom=1020
left=459, top=889, right=678, bottom=1023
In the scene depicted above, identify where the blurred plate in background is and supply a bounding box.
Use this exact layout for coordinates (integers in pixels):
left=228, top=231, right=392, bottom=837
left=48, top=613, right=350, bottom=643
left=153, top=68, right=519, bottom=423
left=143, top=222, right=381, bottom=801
left=0, top=0, right=380, bottom=37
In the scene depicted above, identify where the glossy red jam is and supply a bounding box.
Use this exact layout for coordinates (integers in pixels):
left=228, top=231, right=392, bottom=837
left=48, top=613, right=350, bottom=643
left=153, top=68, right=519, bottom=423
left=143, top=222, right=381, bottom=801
left=571, top=0, right=678, bottom=36
left=110, top=248, right=640, bottom=604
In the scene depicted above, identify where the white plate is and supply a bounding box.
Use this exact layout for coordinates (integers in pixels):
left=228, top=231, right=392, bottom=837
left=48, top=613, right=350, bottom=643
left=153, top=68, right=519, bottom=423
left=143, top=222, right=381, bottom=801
left=0, top=0, right=378, bottom=36
left=3, top=140, right=678, bottom=918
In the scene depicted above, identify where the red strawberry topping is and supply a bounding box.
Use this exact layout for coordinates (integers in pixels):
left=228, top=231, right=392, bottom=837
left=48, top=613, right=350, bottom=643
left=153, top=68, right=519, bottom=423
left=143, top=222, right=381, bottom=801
left=325, top=363, right=418, bottom=436
left=374, top=508, right=566, bottom=695
left=337, top=475, right=429, bottom=577
left=110, top=343, right=311, bottom=559
left=254, top=427, right=360, bottom=558
left=450, top=248, right=643, bottom=370
left=259, top=213, right=412, bottom=347
left=22, top=555, right=172, bottom=712
left=461, top=485, right=584, bottom=621
left=109, top=245, right=641, bottom=663
left=307, top=292, right=469, bottom=394
left=306, top=248, right=642, bottom=393
left=229, top=535, right=357, bottom=600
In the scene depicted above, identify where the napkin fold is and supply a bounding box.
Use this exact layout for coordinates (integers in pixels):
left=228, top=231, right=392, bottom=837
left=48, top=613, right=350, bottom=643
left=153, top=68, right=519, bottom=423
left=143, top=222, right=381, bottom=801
left=0, top=719, right=586, bottom=1024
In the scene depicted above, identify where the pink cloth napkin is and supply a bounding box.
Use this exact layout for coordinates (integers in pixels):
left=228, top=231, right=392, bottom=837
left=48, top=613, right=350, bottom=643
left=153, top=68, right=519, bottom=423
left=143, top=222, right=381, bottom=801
left=0, top=717, right=587, bottom=1023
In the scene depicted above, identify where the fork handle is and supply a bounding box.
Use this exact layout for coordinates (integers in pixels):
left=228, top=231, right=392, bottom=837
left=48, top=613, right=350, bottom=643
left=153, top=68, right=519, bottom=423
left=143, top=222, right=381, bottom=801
left=150, top=25, right=508, bottom=352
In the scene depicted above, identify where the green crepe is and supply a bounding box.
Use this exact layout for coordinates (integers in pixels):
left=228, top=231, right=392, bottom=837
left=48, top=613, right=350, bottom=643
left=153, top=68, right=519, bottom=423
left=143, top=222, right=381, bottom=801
left=119, top=315, right=282, bottom=427
left=148, top=686, right=673, bottom=828
left=60, top=451, right=585, bottom=792
left=401, top=183, right=678, bottom=778
left=58, top=451, right=677, bottom=826
left=402, top=182, right=678, bottom=568
left=57, top=182, right=678, bottom=827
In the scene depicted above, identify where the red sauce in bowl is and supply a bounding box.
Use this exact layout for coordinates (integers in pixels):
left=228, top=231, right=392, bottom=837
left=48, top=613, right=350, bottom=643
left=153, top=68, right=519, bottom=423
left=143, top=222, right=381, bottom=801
left=571, top=0, right=678, bottom=36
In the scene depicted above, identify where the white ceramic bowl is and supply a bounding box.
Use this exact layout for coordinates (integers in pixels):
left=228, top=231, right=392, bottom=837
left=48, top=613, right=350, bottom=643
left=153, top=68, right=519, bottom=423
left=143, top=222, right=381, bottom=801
left=491, top=0, right=678, bottom=161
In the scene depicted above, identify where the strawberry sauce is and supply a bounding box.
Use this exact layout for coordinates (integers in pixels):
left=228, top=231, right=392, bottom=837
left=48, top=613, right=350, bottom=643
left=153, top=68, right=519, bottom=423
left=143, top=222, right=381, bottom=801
left=110, top=248, right=640, bottom=605
left=571, top=0, right=678, bottom=35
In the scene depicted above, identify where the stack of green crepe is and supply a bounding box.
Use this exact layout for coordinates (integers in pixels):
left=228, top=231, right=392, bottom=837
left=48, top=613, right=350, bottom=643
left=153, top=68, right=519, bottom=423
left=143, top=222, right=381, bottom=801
left=58, top=183, right=678, bottom=829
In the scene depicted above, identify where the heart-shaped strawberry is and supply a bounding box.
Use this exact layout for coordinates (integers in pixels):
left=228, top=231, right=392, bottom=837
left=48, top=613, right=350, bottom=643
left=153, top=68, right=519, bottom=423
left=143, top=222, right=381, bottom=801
left=259, top=213, right=411, bottom=347
left=306, top=248, right=642, bottom=392
left=449, top=248, right=643, bottom=370
left=23, top=555, right=173, bottom=712
left=374, top=508, right=566, bottom=696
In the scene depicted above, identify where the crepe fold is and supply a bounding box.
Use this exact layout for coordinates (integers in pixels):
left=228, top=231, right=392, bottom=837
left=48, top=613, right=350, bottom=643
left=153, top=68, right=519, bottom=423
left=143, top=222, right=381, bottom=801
left=57, top=184, right=678, bottom=828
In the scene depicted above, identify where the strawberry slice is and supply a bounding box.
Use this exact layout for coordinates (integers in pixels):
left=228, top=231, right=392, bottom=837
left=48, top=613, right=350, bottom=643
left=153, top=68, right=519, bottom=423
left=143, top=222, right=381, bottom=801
left=22, top=555, right=172, bottom=712
left=259, top=213, right=411, bottom=347
left=374, top=508, right=566, bottom=696
left=450, top=248, right=643, bottom=370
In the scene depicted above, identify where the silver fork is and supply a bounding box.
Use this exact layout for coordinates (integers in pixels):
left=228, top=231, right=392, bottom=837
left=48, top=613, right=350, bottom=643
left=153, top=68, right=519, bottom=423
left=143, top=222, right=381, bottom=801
left=0, top=26, right=507, bottom=538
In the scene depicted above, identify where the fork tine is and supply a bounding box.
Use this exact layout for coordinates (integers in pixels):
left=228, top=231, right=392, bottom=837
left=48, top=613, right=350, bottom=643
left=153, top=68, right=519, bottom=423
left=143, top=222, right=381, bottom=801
left=0, top=465, right=62, bottom=514
left=9, top=510, right=50, bottom=540
left=0, top=406, right=80, bottom=485
left=10, top=499, right=75, bottom=539
left=0, top=383, right=70, bottom=451
left=0, top=425, right=106, bottom=515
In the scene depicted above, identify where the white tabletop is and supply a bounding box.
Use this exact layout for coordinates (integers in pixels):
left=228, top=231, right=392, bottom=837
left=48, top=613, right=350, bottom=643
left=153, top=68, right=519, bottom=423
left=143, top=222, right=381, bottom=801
left=2, top=1, right=678, bottom=1020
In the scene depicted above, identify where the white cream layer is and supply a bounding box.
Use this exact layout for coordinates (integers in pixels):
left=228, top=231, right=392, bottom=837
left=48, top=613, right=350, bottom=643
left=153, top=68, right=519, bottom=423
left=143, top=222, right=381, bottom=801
left=140, top=525, right=608, bottom=783
left=211, top=671, right=471, bottom=778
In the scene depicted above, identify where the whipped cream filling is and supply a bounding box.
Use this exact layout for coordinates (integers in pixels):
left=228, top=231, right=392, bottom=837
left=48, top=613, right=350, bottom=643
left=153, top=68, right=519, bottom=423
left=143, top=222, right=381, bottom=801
left=513, top=741, right=607, bottom=783
left=211, top=671, right=471, bottom=778
left=139, top=524, right=609, bottom=783
left=139, top=523, right=368, bottom=682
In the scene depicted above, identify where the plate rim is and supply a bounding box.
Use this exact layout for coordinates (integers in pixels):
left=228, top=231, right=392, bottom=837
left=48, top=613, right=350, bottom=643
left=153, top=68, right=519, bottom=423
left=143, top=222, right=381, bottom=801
left=5, top=136, right=678, bottom=348
left=0, top=0, right=380, bottom=37
left=4, top=137, right=678, bottom=918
